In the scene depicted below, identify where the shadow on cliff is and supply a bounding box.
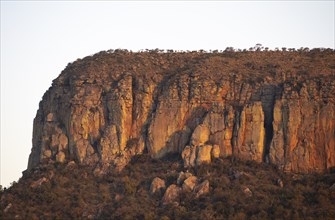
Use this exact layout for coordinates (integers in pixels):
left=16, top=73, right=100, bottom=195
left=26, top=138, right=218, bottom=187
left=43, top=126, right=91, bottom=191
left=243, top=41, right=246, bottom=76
left=140, top=67, right=208, bottom=155
left=259, top=84, right=281, bottom=162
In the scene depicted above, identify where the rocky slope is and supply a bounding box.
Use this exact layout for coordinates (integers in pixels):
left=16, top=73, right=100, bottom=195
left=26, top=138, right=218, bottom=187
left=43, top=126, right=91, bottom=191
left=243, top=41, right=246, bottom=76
left=28, top=49, right=335, bottom=173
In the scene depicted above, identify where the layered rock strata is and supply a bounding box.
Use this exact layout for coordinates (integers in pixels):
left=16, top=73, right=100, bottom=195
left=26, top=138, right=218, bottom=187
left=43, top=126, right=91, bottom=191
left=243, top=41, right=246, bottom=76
left=28, top=50, right=335, bottom=173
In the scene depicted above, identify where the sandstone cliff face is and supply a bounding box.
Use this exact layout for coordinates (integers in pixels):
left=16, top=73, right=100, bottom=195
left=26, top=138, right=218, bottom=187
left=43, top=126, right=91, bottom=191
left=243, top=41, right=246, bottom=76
left=269, top=80, right=335, bottom=172
left=28, top=50, right=335, bottom=173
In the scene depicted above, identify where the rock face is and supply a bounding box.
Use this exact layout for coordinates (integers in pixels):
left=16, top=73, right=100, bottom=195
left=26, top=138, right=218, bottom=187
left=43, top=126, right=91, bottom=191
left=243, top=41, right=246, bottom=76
left=28, top=50, right=335, bottom=173
left=269, top=81, right=335, bottom=172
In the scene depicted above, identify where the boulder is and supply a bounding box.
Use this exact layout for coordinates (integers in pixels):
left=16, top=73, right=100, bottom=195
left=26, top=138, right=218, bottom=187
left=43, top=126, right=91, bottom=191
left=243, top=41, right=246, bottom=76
left=182, top=176, right=198, bottom=192
left=276, top=178, right=284, bottom=188
left=150, top=177, right=166, bottom=196
left=66, top=161, right=77, bottom=168
left=162, top=184, right=181, bottom=206
left=194, top=180, right=210, bottom=198
left=46, top=113, right=55, bottom=122
left=30, top=177, right=48, bottom=188
left=176, top=171, right=193, bottom=185
left=55, top=152, right=66, bottom=163
left=243, top=187, right=252, bottom=197
left=4, top=203, right=12, bottom=213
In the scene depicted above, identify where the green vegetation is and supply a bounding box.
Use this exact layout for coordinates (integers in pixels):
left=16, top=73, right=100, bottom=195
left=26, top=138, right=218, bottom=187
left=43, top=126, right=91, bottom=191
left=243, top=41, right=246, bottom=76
left=1, top=154, right=335, bottom=219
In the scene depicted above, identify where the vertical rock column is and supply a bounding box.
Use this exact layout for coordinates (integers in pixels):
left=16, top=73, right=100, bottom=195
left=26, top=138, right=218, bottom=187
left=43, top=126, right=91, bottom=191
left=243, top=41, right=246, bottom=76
left=235, top=101, right=265, bottom=162
left=202, top=104, right=234, bottom=157
left=107, top=73, right=133, bottom=151
left=269, top=100, right=285, bottom=168
left=69, top=85, right=104, bottom=164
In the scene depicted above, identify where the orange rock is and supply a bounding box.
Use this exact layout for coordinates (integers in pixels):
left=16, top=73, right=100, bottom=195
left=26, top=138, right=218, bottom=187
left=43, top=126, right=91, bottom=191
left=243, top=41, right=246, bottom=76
left=27, top=51, right=335, bottom=174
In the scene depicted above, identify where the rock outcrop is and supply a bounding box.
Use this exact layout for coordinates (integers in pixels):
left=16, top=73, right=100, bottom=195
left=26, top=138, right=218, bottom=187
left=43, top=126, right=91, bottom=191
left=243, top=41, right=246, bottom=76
left=154, top=172, right=210, bottom=205
left=28, top=50, right=335, bottom=173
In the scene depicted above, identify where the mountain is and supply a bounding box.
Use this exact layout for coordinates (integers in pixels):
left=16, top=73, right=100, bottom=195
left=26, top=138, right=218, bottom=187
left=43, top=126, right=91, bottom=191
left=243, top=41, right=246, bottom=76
left=1, top=49, right=335, bottom=219
left=28, top=49, right=334, bottom=173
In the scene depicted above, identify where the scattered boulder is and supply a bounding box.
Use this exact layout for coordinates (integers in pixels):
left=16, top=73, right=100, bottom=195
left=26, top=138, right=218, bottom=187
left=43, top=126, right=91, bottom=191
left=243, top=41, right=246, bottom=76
left=4, top=203, right=12, bottom=213
left=56, top=151, right=66, bottom=163
left=150, top=177, right=166, bottom=196
left=243, top=187, right=252, bottom=197
left=30, top=177, right=48, bottom=188
left=162, top=184, right=181, bottom=206
left=43, top=150, right=52, bottom=159
left=160, top=173, right=210, bottom=202
left=230, top=170, right=252, bottom=180
left=196, top=145, right=212, bottom=165
left=194, top=180, right=210, bottom=198
left=46, top=113, right=55, bottom=122
left=114, top=193, right=124, bottom=202
left=177, top=171, right=193, bottom=185
left=65, top=161, right=77, bottom=171
left=87, top=214, right=95, bottom=220
left=182, top=176, right=198, bottom=192
left=276, top=178, right=284, bottom=188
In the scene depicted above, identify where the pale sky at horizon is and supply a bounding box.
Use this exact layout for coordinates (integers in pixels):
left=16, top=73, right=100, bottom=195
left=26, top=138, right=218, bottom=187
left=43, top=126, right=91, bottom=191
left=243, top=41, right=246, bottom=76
left=1, top=1, right=334, bottom=187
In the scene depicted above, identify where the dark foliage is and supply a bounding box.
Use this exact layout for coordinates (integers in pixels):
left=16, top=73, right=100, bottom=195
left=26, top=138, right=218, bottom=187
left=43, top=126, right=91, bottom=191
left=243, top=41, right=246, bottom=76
left=1, top=155, right=335, bottom=220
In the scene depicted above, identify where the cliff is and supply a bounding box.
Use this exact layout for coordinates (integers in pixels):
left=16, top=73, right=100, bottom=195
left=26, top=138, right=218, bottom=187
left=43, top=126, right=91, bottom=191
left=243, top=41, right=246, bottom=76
left=28, top=49, right=335, bottom=173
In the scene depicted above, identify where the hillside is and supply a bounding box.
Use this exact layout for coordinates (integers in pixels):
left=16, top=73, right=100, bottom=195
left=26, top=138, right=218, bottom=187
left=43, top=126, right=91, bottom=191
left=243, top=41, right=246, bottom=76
left=2, top=155, right=335, bottom=219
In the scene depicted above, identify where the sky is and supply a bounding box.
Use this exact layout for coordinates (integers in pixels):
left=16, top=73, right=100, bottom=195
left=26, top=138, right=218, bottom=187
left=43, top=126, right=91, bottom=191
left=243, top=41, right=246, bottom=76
left=1, top=1, right=334, bottom=187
